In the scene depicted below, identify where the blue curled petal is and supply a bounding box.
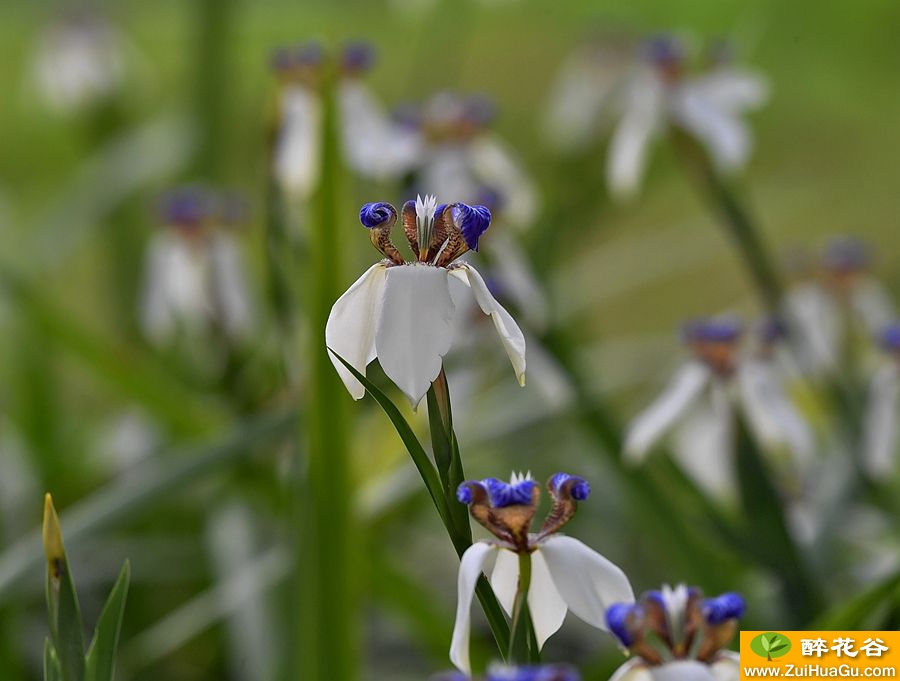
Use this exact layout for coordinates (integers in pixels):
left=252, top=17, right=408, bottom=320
left=702, top=592, right=745, bottom=625
left=359, top=202, right=395, bottom=229
left=486, top=665, right=581, bottom=681
left=548, top=473, right=591, bottom=501
left=682, top=317, right=743, bottom=344
left=456, top=480, right=484, bottom=505
left=342, top=41, right=375, bottom=71
left=881, top=323, right=900, bottom=351
left=482, top=477, right=536, bottom=508
left=606, top=603, right=639, bottom=647
left=452, top=203, right=492, bottom=252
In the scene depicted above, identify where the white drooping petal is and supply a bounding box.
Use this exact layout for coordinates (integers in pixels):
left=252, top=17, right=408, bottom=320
left=375, top=264, right=456, bottom=407
left=450, top=542, right=497, bottom=675
left=688, top=69, right=769, bottom=114
left=542, top=49, right=624, bottom=152
left=449, top=264, right=526, bottom=386
left=852, top=278, right=896, bottom=336
left=863, top=364, right=900, bottom=476
left=710, top=651, right=741, bottom=681
left=607, top=71, right=664, bottom=200
left=537, top=535, right=634, bottom=630
left=139, top=232, right=210, bottom=345
left=469, top=135, right=541, bottom=230
left=485, top=231, right=550, bottom=331
left=274, top=85, right=322, bottom=199
left=671, top=85, right=751, bottom=171
left=737, top=360, right=815, bottom=470
left=528, top=549, right=568, bottom=649
left=489, top=547, right=519, bottom=615
left=783, top=283, right=841, bottom=376
left=209, top=233, right=253, bottom=341
left=672, top=382, right=736, bottom=503
left=624, top=361, right=711, bottom=463
left=609, top=659, right=654, bottom=681
left=325, top=263, right=388, bottom=400
left=650, top=661, right=718, bottom=681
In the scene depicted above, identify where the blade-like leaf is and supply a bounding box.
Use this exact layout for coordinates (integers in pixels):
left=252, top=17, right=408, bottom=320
left=44, top=639, right=62, bottom=681
left=769, top=644, right=788, bottom=653
left=85, top=561, right=131, bottom=681
left=812, top=569, right=900, bottom=630
left=328, top=351, right=450, bottom=529
left=0, top=410, right=295, bottom=598
left=329, top=351, right=510, bottom=655
left=760, top=636, right=771, bottom=652
left=44, top=496, right=85, bottom=681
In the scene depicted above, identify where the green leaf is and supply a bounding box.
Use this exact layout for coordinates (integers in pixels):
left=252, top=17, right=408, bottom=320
left=44, top=639, right=62, bottom=681
left=328, top=351, right=510, bottom=656
left=734, top=413, right=821, bottom=624
left=760, top=635, right=771, bottom=652
left=328, top=350, right=451, bottom=529
left=812, top=569, right=900, bottom=630
left=44, top=496, right=86, bottom=681
left=0, top=410, right=295, bottom=598
left=85, top=561, right=131, bottom=681
left=770, top=644, right=789, bottom=653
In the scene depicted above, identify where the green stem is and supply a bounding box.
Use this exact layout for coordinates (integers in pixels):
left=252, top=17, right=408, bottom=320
left=671, top=129, right=783, bottom=313
left=507, top=552, right=533, bottom=664
left=299, top=64, right=356, bottom=681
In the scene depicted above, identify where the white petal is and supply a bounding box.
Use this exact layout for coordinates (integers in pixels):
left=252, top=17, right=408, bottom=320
left=852, top=279, right=895, bottom=335
left=624, top=361, right=711, bottom=463
left=671, top=86, right=750, bottom=171
left=325, top=263, right=388, bottom=400
left=610, top=659, right=653, bottom=681
left=783, top=284, right=841, bottom=376
left=650, top=661, right=718, bottom=681
left=607, top=72, right=664, bottom=200
left=209, top=233, right=253, bottom=340
left=469, top=136, right=540, bottom=230
left=274, top=85, right=322, bottom=199
left=528, top=549, right=568, bottom=649
left=863, top=364, right=900, bottom=476
left=537, top=535, right=634, bottom=630
left=710, top=651, right=740, bottom=681
left=375, top=264, right=455, bottom=407
left=737, top=360, right=814, bottom=467
left=449, top=264, right=526, bottom=387
left=672, top=385, right=736, bottom=503
left=450, top=542, right=497, bottom=675
left=489, top=548, right=518, bottom=616
left=689, top=69, right=769, bottom=114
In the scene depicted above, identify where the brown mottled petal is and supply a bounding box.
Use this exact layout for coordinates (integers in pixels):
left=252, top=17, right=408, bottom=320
left=370, top=227, right=405, bottom=265
left=487, top=484, right=540, bottom=551
left=425, top=204, right=452, bottom=262
left=641, top=593, right=673, bottom=647
left=401, top=200, right=419, bottom=256
left=695, top=620, right=738, bottom=663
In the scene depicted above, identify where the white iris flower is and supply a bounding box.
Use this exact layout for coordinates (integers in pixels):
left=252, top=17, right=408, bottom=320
left=326, top=196, right=526, bottom=407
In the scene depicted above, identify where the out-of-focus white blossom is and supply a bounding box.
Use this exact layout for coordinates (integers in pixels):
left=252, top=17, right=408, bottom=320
left=624, top=317, right=813, bottom=502
left=140, top=188, right=254, bottom=347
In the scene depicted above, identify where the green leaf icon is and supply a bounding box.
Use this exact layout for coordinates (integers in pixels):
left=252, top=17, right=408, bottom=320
left=751, top=632, right=793, bottom=660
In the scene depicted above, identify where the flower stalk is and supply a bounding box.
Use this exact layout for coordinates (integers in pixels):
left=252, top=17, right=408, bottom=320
left=507, top=552, right=533, bottom=664
left=298, top=59, right=357, bottom=681
left=671, top=128, right=784, bottom=313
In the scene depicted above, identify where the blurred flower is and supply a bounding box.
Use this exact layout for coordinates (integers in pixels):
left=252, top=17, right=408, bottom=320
left=414, top=92, right=540, bottom=231
left=783, top=237, right=895, bottom=378
left=545, top=34, right=768, bottom=200
left=450, top=472, right=634, bottom=675
left=31, top=9, right=126, bottom=114
left=624, top=317, right=813, bottom=501
left=326, top=196, right=526, bottom=407
left=140, top=186, right=254, bottom=346
left=606, top=584, right=743, bottom=681
left=270, top=42, right=325, bottom=200
left=271, top=42, right=422, bottom=200
left=862, top=323, right=900, bottom=476
left=434, top=663, right=581, bottom=681
left=337, top=42, right=422, bottom=180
